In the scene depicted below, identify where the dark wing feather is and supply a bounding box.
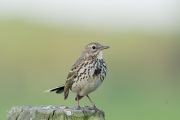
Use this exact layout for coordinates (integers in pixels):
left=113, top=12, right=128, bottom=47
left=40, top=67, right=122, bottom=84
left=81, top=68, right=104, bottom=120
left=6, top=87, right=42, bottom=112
left=64, top=56, right=85, bottom=100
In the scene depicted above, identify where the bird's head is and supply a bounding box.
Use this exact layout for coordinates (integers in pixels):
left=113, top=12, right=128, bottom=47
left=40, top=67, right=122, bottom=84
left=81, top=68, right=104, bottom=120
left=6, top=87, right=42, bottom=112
left=81, top=42, right=110, bottom=59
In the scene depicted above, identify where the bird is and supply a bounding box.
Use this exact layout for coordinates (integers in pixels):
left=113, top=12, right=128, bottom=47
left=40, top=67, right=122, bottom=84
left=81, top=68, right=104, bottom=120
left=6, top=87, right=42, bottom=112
left=44, top=42, right=109, bottom=115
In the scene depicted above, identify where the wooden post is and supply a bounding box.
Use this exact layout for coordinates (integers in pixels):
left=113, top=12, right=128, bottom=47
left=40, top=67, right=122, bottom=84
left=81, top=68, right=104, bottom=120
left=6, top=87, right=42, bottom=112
left=7, top=106, right=105, bottom=120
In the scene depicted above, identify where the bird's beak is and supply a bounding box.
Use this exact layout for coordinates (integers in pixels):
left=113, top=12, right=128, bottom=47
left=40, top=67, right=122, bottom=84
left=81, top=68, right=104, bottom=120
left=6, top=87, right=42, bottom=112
left=100, top=46, right=110, bottom=50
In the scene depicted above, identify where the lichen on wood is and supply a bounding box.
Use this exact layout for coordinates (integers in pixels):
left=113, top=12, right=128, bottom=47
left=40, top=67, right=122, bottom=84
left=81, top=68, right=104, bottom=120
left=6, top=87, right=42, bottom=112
left=7, top=106, right=105, bottom=120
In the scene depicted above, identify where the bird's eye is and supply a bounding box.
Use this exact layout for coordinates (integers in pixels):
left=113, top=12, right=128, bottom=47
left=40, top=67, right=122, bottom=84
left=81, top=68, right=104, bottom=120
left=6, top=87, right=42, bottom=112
left=92, top=46, right=96, bottom=49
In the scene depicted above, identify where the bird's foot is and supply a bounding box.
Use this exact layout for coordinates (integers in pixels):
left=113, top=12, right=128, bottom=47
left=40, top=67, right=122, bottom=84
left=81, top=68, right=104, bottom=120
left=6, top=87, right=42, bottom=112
left=53, top=106, right=68, bottom=109
left=76, top=106, right=87, bottom=113
left=87, top=105, right=103, bottom=117
left=53, top=106, right=60, bottom=109
left=59, top=106, right=68, bottom=109
left=76, top=106, right=81, bottom=110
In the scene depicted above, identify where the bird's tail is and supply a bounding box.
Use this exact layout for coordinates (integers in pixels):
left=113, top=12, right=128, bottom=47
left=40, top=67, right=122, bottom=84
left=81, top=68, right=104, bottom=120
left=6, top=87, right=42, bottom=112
left=44, top=84, right=65, bottom=94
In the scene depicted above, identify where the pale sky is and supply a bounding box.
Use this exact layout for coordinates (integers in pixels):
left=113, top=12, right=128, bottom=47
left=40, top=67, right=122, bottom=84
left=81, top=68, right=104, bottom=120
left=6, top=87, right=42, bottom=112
left=0, top=0, right=179, bottom=31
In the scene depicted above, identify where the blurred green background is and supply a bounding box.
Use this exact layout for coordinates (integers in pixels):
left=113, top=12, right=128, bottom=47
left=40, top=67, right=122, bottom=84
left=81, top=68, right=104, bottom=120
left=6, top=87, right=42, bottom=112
left=0, top=1, right=180, bottom=120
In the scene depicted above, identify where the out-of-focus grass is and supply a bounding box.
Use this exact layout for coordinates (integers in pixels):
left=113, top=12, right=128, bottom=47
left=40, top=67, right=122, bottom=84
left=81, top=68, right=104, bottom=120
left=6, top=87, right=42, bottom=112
left=0, top=19, right=180, bottom=120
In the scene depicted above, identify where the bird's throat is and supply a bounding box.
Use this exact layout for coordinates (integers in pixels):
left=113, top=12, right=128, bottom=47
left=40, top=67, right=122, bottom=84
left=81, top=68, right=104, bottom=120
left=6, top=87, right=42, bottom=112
left=97, top=50, right=103, bottom=59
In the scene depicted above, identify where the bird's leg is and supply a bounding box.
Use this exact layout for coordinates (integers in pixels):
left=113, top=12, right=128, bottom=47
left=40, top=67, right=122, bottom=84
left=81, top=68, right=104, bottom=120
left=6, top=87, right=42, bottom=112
left=76, top=94, right=87, bottom=112
left=86, top=95, right=103, bottom=117
left=86, top=95, right=96, bottom=109
left=76, top=93, right=81, bottom=110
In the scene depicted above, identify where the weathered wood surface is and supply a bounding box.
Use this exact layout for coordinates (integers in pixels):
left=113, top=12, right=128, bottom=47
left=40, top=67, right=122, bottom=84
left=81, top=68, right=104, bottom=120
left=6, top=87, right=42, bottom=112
left=7, top=106, right=105, bottom=120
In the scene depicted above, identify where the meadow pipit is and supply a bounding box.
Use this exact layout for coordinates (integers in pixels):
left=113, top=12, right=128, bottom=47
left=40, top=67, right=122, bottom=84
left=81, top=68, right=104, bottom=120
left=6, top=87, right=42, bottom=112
left=45, top=42, right=109, bottom=116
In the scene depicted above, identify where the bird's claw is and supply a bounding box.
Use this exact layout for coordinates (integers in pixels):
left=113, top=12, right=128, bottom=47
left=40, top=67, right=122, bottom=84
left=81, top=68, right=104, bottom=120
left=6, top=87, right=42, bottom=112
left=76, top=106, right=87, bottom=113
left=85, top=105, right=103, bottom=117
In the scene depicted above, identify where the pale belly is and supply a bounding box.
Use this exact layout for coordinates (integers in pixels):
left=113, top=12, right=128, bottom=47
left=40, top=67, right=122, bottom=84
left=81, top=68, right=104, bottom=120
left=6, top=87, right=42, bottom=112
left=71, top=59, right=106, bottom=96
left=72, top=75, right=102, bottom=96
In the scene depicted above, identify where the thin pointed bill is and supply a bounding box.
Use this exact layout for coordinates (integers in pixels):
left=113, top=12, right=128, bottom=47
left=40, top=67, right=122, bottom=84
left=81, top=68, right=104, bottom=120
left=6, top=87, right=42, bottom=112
left=100, top=46, right=110, bottom=50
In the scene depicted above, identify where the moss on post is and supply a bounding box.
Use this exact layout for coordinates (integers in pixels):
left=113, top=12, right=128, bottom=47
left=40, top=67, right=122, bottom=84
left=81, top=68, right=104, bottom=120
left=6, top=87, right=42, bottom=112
left=7, top=106, right=105, bottom=120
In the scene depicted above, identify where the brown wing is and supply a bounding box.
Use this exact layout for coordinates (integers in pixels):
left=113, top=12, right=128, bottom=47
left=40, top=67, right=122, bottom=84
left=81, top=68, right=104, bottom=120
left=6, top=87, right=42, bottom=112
left=64, top=56, right=85, bottom=100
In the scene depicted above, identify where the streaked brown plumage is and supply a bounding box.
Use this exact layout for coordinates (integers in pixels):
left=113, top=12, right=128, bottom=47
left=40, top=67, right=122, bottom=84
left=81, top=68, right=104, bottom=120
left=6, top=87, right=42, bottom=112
left=44, top=42, right=109, bottom=116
